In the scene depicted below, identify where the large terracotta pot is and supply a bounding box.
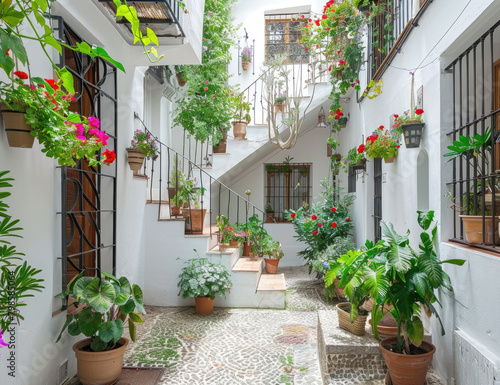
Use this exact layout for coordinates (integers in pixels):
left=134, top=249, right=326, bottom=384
left=232, top=121, right=248, bottom=140
left=195, top=296, right=214, bottom=315
left=1, top=109, right=34, bottom=148
left=73, top=337, right=128, bottom=385
left=242, top=61, right=250, bottom=71
left=380, top=337, right=436, bottom=385
left=333, top=278, right=346, bottom=300
left=264, top=258, right=280, bottom=273
left=369, top=312, right=398, bottom=340
left=460, top=215, right=500, bottom=245
left=182, top=208, right=207, bottom=234
left=126, top=148, right=146, bottom=172
left=243, top=241, right=252, bottom=256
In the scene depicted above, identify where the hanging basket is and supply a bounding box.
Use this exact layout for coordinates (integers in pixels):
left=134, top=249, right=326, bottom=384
left=126, top=148, right=146, bottom=172
left=336, top=117, right=348, bottom=128
left=176, top=74, right=186, bottom=87
left=402, top=123, right=424, bottom=148
left=351, top=158, right=367, bottom=171
left=1, top=108, right=34, bottom=148
left=242, top=61, right=250, bottom=71
left=275, top=104, right=285, bottom=113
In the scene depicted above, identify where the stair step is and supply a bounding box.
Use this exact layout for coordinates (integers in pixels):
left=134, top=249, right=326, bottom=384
left=207, top=244, right=237, bottom=254
left=232, top=257, right=263, bottom=272
left=257, top=273, right=286, bottom=291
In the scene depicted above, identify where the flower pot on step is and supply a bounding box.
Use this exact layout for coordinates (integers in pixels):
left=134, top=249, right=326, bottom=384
left=213, top=141, right=227, bottom=153
left=73, top=337, right=128, bottom=385
left=229, top=240, right=239, bottom=247
left=182, top=208, right=207, bottom=234
left=379, top=337, right=436, bottom=385
left=194, top=296, right=214, bottom=315
left=171, top=206, right=181, bottom=216
left=218, top=243, right=229, bottom=252
left=336, top=302, right=368, bottom=336
left=126, top=148, right=146, bottom=172
left=232, top=121, right=248, bottom=140
left=460, top=215, right=500, bottom=245
left=1, top=108, right=34, bottom=148
left=369, top=312, right=399, bottom=340
left=266, top=212, right=274, bottom=223
left=264, top=258, right=280, bottom=273
left=243, top=241, right=252, bottom=256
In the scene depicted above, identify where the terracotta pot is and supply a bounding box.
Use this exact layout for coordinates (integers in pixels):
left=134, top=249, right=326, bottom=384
left=213, top=141, right=227, bottom=153
left=385, top=156, right=395, bottom=163
left=266, top=212, right=274, bottom=223
left=126, top=148, right=146, bottom=171
left=336, top=302, right=368, bottom=335
left=243, top=241, right=252, bottom=256
left=1, top=109, right=34, bottom=148
left=333, top=278, right=346, bottom=300
left=369, top=312, right=398, bottom=340
left=232, top=121, right=248, bottom=140
left=171, top=206, right=181, bottom=216
left=380, top=337, right=436, bottom=385
left=195, top=296, right=214, bottom=315
left=182, top=208, right=207, bottom=234
left=229, top=240, right=239, bottom=247
left=264, top=258, right=280, bottom=273
left=460, top=215, right=500, bottom=245
left=219, top=243, right=229, bottom=252
left=242, top=61, right=250, bottom=71
left=275, top=104, right=285, bottom=113
left=177, top=74, right=186, bottom=87
left=73, top=337, right=128, bottom=385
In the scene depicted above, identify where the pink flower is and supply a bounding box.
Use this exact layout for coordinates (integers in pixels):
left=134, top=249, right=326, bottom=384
left=206, top=80, right=209, bottom=84
left=88, top=116, right=100, bottom=128
left=75, top=123, right=85, bottom=136
left=229, top=227, right=233, bottom=231
left=204, top=86, right=208, bottom=91
left=77, top=136, right=87, bottom=143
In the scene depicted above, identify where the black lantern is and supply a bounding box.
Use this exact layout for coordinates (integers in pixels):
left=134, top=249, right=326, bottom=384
left=317, top=106, right=327, bottom=127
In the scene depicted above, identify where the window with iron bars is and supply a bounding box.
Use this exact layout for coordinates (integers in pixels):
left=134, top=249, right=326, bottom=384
left=265, top=13, right=309, bottom=64
left=445, top=20, right=500, bottom=253
left=264, top=163, right=312, bottom=222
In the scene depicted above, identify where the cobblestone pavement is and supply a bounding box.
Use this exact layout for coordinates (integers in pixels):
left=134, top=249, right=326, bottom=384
left=124, top=266, right=445, bottom=385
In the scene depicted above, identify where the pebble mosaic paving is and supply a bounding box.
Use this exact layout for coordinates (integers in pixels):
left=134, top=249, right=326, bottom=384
left=122, top=266, right=445, bottom=385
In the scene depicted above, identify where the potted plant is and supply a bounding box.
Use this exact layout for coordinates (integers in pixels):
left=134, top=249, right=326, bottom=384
left=231, top=94, right=252, bottom=140
left=168, top=156, right=186, bottom=203
left=180, top=179, right=207, bottom=234
left=239, top=214, right=265, bottom=256
left=216, top=215, right=234, bottom=251
left=56, top=271, right=145, bottom=385
left=174, top=65, right=187, bottom=86
left=177, top=258, right=233, bottom=315
left=126, top=129, right=159, bottom=172
left=392, top=108, right=425, bottom=148
left=332, top=108, right=348, bottom=129
left=213, top=127, right=229, bottom=153
left=274, top=92, right=287, bottom=113
left=241, top=46, right=252, bottom=72
left=363, top=126, right=400, bottom=163
left=339, top=211, right=464, bottom=385
left=261, top=235, right=284, bottom=273
left=340, top=146, right=366, bottom=173
left=265, top=202, right=275, bottom=222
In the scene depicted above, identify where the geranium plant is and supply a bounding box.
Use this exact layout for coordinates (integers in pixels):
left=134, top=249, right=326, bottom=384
left=128, top=129, right=159, bottom=159
left=177, top=258, right=233, bottom=300
left=392, top=108, right=424, bottom=133
left=340, top=146, right=366, bottom=172
left=364, top=126, right=400, bottom=161
left=216, top=215, right=234, bottom=244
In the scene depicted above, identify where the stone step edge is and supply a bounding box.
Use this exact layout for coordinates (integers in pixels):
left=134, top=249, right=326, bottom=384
left=256, top=273, right=286, bottom=292
left=232, top=257, right=263, bottom=272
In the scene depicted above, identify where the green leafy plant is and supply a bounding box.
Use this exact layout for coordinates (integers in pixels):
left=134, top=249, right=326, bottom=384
left=265, top=202, right=274, bottom=213
left=231, top=94, right=252, bottom=123
left=173, top=178, right=206, bottom=209
left=275, top=92, right=286, bottom=105
left=177, top=258, right=233, bottom=300
left=128, top=129, right=159, bottom=159
left=287, top=179, right=355, bottom=272
left=0, top=171, right=44, bottom=330
left=216, top=215, right=235, bottom=244
left=337, top=211, right=465, bottom=353
left=261, top=236, right=284, bottom=259
left=364, top=126, right=400, bottom=161
left=56, top=272, right=145, bottom=352
left=310, top=236, right=355, bottom=276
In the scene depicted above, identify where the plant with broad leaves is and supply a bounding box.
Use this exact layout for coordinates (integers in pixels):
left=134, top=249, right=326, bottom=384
left=56, top=272, right=145, bottom=352
left=177, top=258, right=233, bottom=300
left=0, top=171, right=44, bottom=331
left=336, top=211, right=465, bottom=354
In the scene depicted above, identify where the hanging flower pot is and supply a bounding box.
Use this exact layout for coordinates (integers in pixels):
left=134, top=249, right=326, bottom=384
left=242, top=61, right=250, bottom=71
left=1, top=108, right=34, bottom=148
left=232, top=121, right=248, bottom=140
left=176, top=74, right=186, bottom=87
left=126, top=148, right=146, bottom=171
left=275, top=103, right=285, bottom=113
left=402, top=123, right=424, bottom=148
left=336, top=116, right=348, bottom=128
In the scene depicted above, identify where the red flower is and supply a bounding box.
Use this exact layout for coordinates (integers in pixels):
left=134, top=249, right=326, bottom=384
left=331, top=222, right=337, bottom=228
left=291, top=212, right=296, bottom=218
left=13, top=71, right=28, bottom=80
left=328, top=65, right=332, bottom=72
left=379, top=125, right=384, bottom=130
left=331, top=207, right=336, bottom=212
left=45, top=79, right=59, bottom=91
left=397, top=145, right=401, bottom=148
left=308, top=18, right=312, bottom=22
left=103, top=149, right=116, bottom=166
left=346, top=217, right=350, bottom=222
left=322, top=14, right=328, bottom=19
left=311, top=214, right=317, bottom=220
left=415, top=108, right=424, bottom=115
left=315, top=19, right=320, bottom=26
left=313, top=230, right=318, bottom=236
left=318, top=223, right=323, bottom=227
left=357, top=144, right=365, bottom=153
left=394, top=114, right=399, bottom=118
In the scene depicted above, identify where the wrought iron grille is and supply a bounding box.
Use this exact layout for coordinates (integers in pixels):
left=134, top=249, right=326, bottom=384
left=367, top=0, right=414, bottom=80
left=373, top=158, right=382, bottom=242
left=265, top=13, right=309, bottom=64
left=445, top=20, right=500, bottom=253
left=53, top=18, right=118, bottom=310
left=264, top=163, right=312, bottom=222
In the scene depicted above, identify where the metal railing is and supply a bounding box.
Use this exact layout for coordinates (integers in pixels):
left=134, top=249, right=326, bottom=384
left=135, top=117, right=266, bottom=236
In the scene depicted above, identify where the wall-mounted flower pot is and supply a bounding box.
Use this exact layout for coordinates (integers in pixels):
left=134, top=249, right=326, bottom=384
left=232, top=121, right=248, bottom=140
left=402, top=123, right=424, bottom=148
left=1, top=109, right=34, bottom=148
left=264, top=258, right=280, bottom=273
left=275, top=103, right=285, bottom=113
left=126, top=148, right=146, bottom=172
left=182, top=208, right=207, bottom=234
left=243, top=241, right=252, bottom=256
left=460, top=215, right=500, bottom=245
left=176, top=74, right=186, bottom=87
left=336, top=117, right=348, bottom=128
left=242, top=61, right=250, bottom=71
left=351, top=158, right=367, bottom=171
left=379, top=337, right=436, bottom=385
left=385, top=156, right=395, bottom=163
left=194, top=296, right=214, bottom=315
left=73, top=337, right=128, bottom=385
